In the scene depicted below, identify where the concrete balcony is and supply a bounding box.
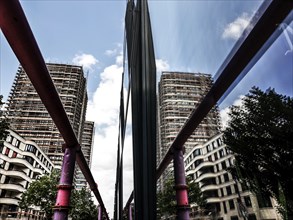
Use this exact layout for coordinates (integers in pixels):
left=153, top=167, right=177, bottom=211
left=0, top=183, right=26, bottom=192
left=206, top=197, right=221, bottom=203
left=198, top=161, right=214, bottom=170
left=0, top=197, right=19, bottom=206
left=0, top=169, right=31, bottom=182
left=201, top=184, right=220, bottom=192
left=3, top=157, right=43, bottom=174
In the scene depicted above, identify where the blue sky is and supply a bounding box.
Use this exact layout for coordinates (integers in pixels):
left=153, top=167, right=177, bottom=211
left=1, top=0, right=292, bottom=217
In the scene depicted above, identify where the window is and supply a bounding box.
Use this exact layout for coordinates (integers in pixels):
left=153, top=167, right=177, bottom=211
left=193, top=149, right=201, bottom=157
left=229, top=199, right=235, bottom=210
left=26, top=144, right=37, bottom=154
left=206, top=144, right=211, bottom=152
left=6, top=135, right=13, bottom=143
left=208, top=155, right=212, bottom=162
left=223, top=201, right=227, bottom=213
left=256, top=193, right=272, bottom=208
left=244, top=196, right=252, bottom=207
left=214, top=152, right=218, bottom=160
left=0, top=161, right=6, bottom=169
left=24, top=156, right=34, bottom=165
left=219, top=149, right=225, bottom=157
left=241, top=182, right=249, bottom=191
left=8, top=163, right=14, bottom=171
left=248, top=214, right=257, bottom=220
left=218, top=176, right=222, bottom=184
left=194, top=159, right=203, bottom=168
left=5, top=148, right=10, bottom=156
left=220, top=188, right=224, bottom=197
left=224, top=173, right=229, bottom=182
left=231, top=216, right=239, bottom=220
left=212, top=141, right=216, bottom=149
left=215, top=164, right=219, bottom=172
left=221, top=161, right=227, bottom=169
left=15, top=140, right=20, bottom=148
left=217, top=138, right=222, bottom=147
left=234, top=184, right=239, bottom=194
left=226, top=186, right=232, bottom=195
left=215, top=203, right=221, bottom=212
left=12, top=152, right=17, bottom=158
left=0, top=144, right=3, bottom=154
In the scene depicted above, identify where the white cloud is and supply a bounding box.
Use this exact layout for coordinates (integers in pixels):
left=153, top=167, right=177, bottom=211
left=86, top=63, right=123, bottom=126
left=86, top=51, right=133, bottom=217
left=105, top=43, right=123, bottom=57
left=156, top=59, right=170, bottom=73
left=116, top=54, right=124, bottom=66
left=105, top=49, right=118, bottom=57
left=72, top=53, right=99, bottom=71
left=222, top=13, right=252, bottom=40
left=156, top=59, right=170, bottom=81
left=220, top=95, right=244, bottom=129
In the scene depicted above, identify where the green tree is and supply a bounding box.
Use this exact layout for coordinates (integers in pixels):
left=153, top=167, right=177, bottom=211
left=19, top=169, right=59, bottom=218
left=69, top=187, right=98, bottom=220
left=157, top=177, right=206, bottom=218
left=223, top=87, right=293, bottom=219
left=0, top=95, right=9, bottom=140
left=19, top=169, right=98, bottom=219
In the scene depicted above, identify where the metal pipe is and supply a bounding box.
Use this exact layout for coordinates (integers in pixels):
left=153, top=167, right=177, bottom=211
left=0, top=1, right=109, bottom=219
left=173, top=149, right=190, bottom=219
left=53, top=146, right=77, bottom=219
left=128, top=205, right=133, bottom=220
left=98, top=206, right=102, bottom=220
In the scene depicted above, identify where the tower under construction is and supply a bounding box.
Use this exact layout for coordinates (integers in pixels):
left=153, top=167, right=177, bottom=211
left=157, top=72, right=221, bottom=187
left=5, top=63, right=93, bottom=169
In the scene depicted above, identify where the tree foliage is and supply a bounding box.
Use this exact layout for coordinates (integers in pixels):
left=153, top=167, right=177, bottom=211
left=69, top=187, right=98, bottom=220
left=157, top=177, right=206, bottom=218
left=19, top=169, right=98, bottom=219
left=0, top=95, right=9, bottom=140
left=19, top=169, right=59, bottom=218
left=223, top=87, right=293, bottom=219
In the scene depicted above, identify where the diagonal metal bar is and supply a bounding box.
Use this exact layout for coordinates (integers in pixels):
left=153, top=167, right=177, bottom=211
left=0, top=1, right=109, bottom=219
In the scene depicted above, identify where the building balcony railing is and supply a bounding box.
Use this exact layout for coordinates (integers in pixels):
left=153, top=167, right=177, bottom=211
left=3, top=156, right=43, bottom=174
left=0, top=183, right=25, bottom=192
left=0, top=169, right=30, bottom=182
left=0, top=197, right=19, bottom=206
left=201, top=184, right=220, bottom=192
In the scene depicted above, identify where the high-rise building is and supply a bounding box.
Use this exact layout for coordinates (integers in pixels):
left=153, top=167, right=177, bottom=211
left=157, top=72, right=221, bottom=167
left=157, top=71, right=221, bottom=192
left=75, top=121, right=94, bottom=190
left=185, top=133, right=281, bottom=220
left=5, top=63, right=90, bottom=168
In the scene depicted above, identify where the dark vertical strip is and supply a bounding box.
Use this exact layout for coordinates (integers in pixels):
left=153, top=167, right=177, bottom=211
left=126, top=0, right=157, bottom=218
left=114, top=137, right=120, bottom=220
left=119, top=77, right=125, bottom=220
